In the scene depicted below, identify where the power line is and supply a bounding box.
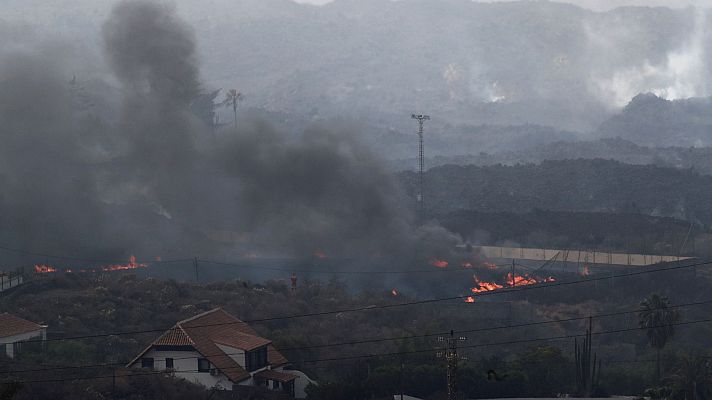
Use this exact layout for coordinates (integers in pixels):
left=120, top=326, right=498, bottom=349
left=5, top=316, right=710, bottom=385
left=3, top=297, right=710, bottom=376
left=2, top=257, right=708, bottom=348
left=200, top=258, right=512, bottom=275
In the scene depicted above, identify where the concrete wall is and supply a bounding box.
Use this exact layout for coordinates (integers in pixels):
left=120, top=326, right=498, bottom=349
left=1, top=329, right=45, bottom=358
left=216, top=343, right=246, bottom=368
left=281, top=368, right=314, bottom=399
left=473, top=245, right=692, bottom=267
left=139, top=348, right=234, bottom=390
left=0, top=274, right=23, bottom=293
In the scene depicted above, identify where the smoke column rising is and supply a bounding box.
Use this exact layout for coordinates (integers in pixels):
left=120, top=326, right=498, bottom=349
left=0, top=0, right=465, bottom=269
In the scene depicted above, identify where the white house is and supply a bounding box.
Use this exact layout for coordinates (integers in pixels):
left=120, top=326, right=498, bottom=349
left=0, top=313, right=47, bottom=358
left=127, top=308, right=313, bottom=398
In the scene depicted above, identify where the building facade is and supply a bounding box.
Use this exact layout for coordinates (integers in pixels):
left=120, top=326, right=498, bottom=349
left=128, top=308, right=312, bottom=398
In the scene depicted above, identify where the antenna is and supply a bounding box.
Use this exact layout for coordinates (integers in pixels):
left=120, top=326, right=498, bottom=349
left=411, top=114, right=430, bottom=222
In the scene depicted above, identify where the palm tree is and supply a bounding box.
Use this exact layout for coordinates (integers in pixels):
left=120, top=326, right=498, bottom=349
left=666, top=356, right=712, bottom=400
left=639, top=294, right=680, bottom=383
left=221, top=89, right=243, bottom=131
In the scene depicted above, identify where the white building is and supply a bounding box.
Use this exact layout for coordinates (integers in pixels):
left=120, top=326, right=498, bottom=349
left=0, top=313, right=47, bottom=358
left=127, top=308, right=313, bottom=398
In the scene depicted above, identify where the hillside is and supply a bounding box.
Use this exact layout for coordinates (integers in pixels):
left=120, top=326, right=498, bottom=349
left=394, top=137, right=712, bottom=175
left=1, top=0, right=707, bottom=131
left=597, top=94, right=712, bottom=147
left=400, top=159, right=712, bottom=224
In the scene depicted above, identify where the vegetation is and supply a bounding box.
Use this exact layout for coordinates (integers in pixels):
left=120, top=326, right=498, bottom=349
left=639, top=294, right=681, bottom=383
left=400, top=159, right=712, bottom=230
left=0, top=269, right=711, bottom=398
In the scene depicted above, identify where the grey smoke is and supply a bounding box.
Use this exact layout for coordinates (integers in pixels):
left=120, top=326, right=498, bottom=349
left=0, top=0, right=463, bottom=268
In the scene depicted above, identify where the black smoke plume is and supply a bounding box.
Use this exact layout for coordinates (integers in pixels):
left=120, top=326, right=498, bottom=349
left=0, top=0, right=465, bottom=271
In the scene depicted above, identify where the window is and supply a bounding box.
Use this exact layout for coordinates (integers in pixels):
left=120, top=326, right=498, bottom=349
left=165, top=358, right=174, bottom=370
left=198, top=358, right=211, bottom=372
left=141, top=358, right=154, bottom=369
left=245, top=347, right=268, bottom=371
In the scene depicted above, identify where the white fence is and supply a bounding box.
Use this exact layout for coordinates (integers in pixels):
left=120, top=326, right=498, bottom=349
left=0, top=273, right=24, bottom=293
left=471, top=245, right=693, bottom=267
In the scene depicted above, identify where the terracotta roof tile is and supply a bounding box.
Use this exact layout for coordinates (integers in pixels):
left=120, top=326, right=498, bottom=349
left=152, top=327, right=193, bottom=346
left=0, top=313, right=44, bottom=339
left=129, top=308, right=289, bottom=383
left=254, top=369, right=297, bottom=382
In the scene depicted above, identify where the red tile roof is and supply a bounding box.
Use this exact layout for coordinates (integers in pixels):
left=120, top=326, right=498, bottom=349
left=128, top=308, right=290, bottom=383
left=254, top=369, right=297, bottom=382
left=152, top=327, right=193, bottom=346
left=0, top=313, right=44, bottom=339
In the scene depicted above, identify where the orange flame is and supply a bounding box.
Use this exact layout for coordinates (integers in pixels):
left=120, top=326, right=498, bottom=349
left=505, top=272, right=556, bottom=287
left=34, top=256, right=146, bottom=274
left=34, top=264, right=57, bottom=274
left=465, top=296, right=476, bottom=303
left=101, top=255, right=147, bottom=272
left=430, top=258, right=448, bottom=268
left=470, top=275, right=504, bottom=293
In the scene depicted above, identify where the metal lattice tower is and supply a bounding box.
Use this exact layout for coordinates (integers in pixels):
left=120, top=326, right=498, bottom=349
left=411, top=114, right=430, bottom=220
left=437, top=330, right=467, bottom=400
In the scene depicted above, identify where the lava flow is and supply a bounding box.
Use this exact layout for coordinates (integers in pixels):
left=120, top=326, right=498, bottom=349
left=470, top=275, right=504, bottom=293
left=34, top=255, right=147, bottom=274
left=505, top=272, right=555, bottom=287
left=465, top=272, right=556, bottom=302
left=34, top=264, right=57, bottom=273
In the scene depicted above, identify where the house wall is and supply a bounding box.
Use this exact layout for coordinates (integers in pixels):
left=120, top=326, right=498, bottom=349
left=139, top=348, right=233, bottom=390
left=278, top=368, right=314, bottom=399
left=1, top=329, right=45, bottom=358
left=215, top=343, right=246, bottom=368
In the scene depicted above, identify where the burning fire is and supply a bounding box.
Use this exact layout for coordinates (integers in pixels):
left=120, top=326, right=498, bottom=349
left=505, top=272, right=555, bottom=287
left=391, top=288, right=398, bottom=296
left=101, top=255, right=147, bottom=272
left=34, top=255, right=147, bottom=274
left=467, top=272, right=556, bottom=301
left=34, top=264, right=57, bottom=273
left=430, top=258, right=449, bottom=268
left=470, top=275, right=504, bottom=293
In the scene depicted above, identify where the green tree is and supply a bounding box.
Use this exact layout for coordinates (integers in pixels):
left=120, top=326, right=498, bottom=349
left=639, top=294, right=680, bottom=383
left=666, top=356, right=712, bottom=400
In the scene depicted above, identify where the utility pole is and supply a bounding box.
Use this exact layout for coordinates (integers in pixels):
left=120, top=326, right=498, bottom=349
left=193, top=257, right=199, bottom=283
left=411, top=114, right=430, bottom=222
left=437, top=330, right=467, bottom=400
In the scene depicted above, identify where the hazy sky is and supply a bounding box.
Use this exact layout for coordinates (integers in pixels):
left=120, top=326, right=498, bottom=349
left=292, top=0, right=712, bottom=10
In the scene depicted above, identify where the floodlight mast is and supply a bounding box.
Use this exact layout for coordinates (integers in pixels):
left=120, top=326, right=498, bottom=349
left=411, top=114, right=430, bottom=222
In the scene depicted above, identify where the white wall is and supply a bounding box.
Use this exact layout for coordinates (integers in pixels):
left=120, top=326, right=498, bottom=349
left=215, top=343, right=246, bottom=368
left=1, top=329, right=45, bottom=358
left=139, top=348, right=233, bottom=390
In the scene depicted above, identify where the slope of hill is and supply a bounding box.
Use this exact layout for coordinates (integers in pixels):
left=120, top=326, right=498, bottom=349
left=1, top=0, right=706, bottom=131
left=597, top=94, right=712, bottom=147
left=400, top=159, right=712, bottom=225
left=393, top=137, right=712, bottom=174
